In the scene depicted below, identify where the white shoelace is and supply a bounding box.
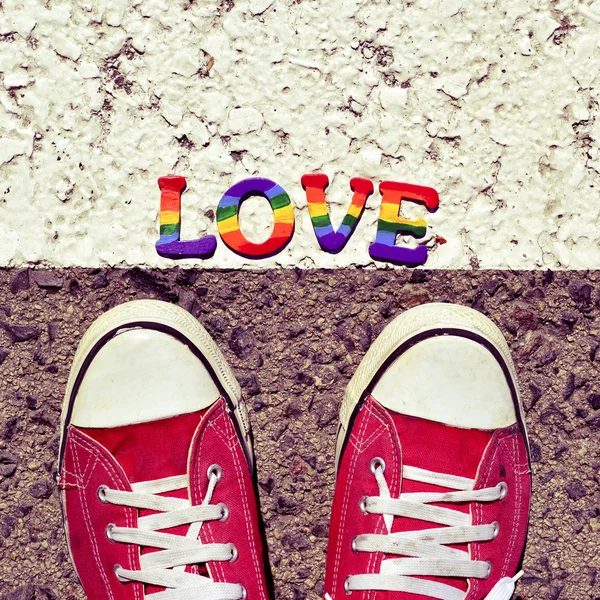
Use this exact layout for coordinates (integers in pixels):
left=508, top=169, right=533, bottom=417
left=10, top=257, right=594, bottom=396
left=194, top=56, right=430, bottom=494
left=343, top=458, right=523, bottom=600
left=99, top=465, right=245, bottom=600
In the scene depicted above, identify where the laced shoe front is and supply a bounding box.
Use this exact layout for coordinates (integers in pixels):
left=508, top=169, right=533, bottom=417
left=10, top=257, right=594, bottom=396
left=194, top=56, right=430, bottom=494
left=58, top=300, right=271, bottom=600
left=324, top=304, right=532, bottom=600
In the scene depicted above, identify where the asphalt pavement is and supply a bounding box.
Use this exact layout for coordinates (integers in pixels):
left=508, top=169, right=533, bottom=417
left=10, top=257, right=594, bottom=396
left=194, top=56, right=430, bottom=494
left=0, top=268, right=598, bottom=600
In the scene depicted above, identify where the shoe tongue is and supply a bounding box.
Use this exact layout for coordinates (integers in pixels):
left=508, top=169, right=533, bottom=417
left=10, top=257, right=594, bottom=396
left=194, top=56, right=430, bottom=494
left=387, top=413, right=493, bottom=597
left=79, top=410, right=208, bottom=483
left=391, top=413, right=493, bottom=478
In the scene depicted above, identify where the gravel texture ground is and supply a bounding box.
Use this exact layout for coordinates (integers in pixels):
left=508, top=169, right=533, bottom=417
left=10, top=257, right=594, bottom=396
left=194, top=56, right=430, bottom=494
left=0, top=268, right=599, bottom=600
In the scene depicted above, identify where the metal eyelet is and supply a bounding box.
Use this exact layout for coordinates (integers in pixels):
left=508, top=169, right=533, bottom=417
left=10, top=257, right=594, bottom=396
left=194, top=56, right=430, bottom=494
left=240, top=586, right=247, bottom=600
left=97, top=485, right=109, bottom=503
left=369, top=457, right=385, bottom=475
left=218, top=503, right=230, bottom=522
left=106, top=523, right=116, bottom=542
left=351, top=536, right=358, bottom=553
left=114, top=564, right=127, bottom=582
left=207, top=464, right=223, bottom=482
left=491, top=521, right=500, bottom=539
left=228, top=543, right=239, bottom=562
left=359, top=496, right=368, bottom=514
left=344, top=576, right=352, bottom=594
left=484, top=561, right=492, bottom=579
left=497, top=481, right=508, bottom=500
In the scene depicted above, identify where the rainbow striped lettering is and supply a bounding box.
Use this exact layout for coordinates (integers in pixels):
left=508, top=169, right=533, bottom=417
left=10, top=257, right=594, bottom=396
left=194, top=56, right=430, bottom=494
left=369, top=181, right=439, bottom=266
left=217, top=178, right=295, bottom=258
left=302, top=174, right=374, bottom=253
left=156, top=176, right=217, bottom=259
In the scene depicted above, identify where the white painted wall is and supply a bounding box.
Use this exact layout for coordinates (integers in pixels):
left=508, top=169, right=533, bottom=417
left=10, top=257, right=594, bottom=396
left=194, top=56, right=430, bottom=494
left=0, top=0, right=599, bottom=268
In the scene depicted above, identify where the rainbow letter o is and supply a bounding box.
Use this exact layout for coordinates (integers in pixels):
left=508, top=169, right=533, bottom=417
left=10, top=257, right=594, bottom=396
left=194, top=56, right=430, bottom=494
left=216, top=178, right=295, bottom=258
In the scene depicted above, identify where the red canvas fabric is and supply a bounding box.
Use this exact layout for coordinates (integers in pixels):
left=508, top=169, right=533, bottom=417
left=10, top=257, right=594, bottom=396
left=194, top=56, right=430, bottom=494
left=466, top=425, right=530, bottom=599
left=79, top=411, right=208, bottom=595
left=59, top=398, right=271, bottom=600
left=80, top=410, right=205, bottom=484
left=325, top=396, right=531, bottom=600
left=325, top=397, right=402, bottom=600
left=188, top=400, right=270, bottom=600
left=60, top=426, right=144, bottom=600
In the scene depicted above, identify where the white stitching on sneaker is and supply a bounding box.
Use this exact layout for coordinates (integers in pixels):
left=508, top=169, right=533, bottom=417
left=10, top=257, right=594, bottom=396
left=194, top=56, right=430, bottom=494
left=345, top=461, right=520, bottom=600
left=100, top=468, right=244, bottom=600
left=331, top=402, right=371, bottom=592
left=72, top=439, right=115, bottom=600
left=204, top=411, right=267, bottom=600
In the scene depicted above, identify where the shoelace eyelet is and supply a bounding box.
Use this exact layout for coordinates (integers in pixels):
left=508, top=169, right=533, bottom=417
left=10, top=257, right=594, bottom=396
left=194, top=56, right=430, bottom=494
left=498, top=481, right=508, bottom=500
left=106, top=523, right=116, bottom=542
left=228, top=543, right=239, bottom=562
left=97, top=485, right=109, bottom=503
left=114, top=564, right=128, bottom=583
left=218, top=502, right=230, bottom=522
left=491, top=521, right=500, bottom=539
left=359, top=496, right=368, bottom=514
left=369, top=457, right=386, bottom=475
left=240, top=585, right=247, bottom=600
left=484, top=560, right=492, bottom=579
left=344, top=576, right=352, bottom=594
left=351, top=536, right=358, bottom=553
left=207, top=464, right=223, bottom=482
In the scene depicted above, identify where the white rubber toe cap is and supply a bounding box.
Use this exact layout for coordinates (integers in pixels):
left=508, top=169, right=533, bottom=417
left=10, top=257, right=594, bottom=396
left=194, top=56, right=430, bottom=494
left=71, top=328, right=221, bottom=428
left=371, top=334, right=517, bottom=430
left=337, top=303, right=526, bottom=467
left=59, top=300, right=252, bottom=469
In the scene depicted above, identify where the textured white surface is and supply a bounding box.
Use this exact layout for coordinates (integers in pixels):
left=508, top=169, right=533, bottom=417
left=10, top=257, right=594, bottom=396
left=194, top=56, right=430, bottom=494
left=1, top=0, right=599, bottom=268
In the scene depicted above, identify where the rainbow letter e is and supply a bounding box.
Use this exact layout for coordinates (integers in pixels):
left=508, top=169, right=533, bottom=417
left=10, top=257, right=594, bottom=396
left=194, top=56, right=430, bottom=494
left=369, top=181, right=439, bottom=266
left=302, top=174, right=374, bottom=253
left=156, top=176, right=217, bottom=259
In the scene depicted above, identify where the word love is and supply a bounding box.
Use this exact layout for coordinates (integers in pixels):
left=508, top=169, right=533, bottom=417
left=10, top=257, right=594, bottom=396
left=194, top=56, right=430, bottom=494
left=156, top=175, right=439, bottom=265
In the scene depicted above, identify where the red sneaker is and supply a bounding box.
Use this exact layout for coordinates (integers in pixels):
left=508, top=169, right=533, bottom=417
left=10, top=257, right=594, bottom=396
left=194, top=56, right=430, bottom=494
left=58, top=300, right=272, bottom=600
left=325, top=303, right=531, bottom=600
